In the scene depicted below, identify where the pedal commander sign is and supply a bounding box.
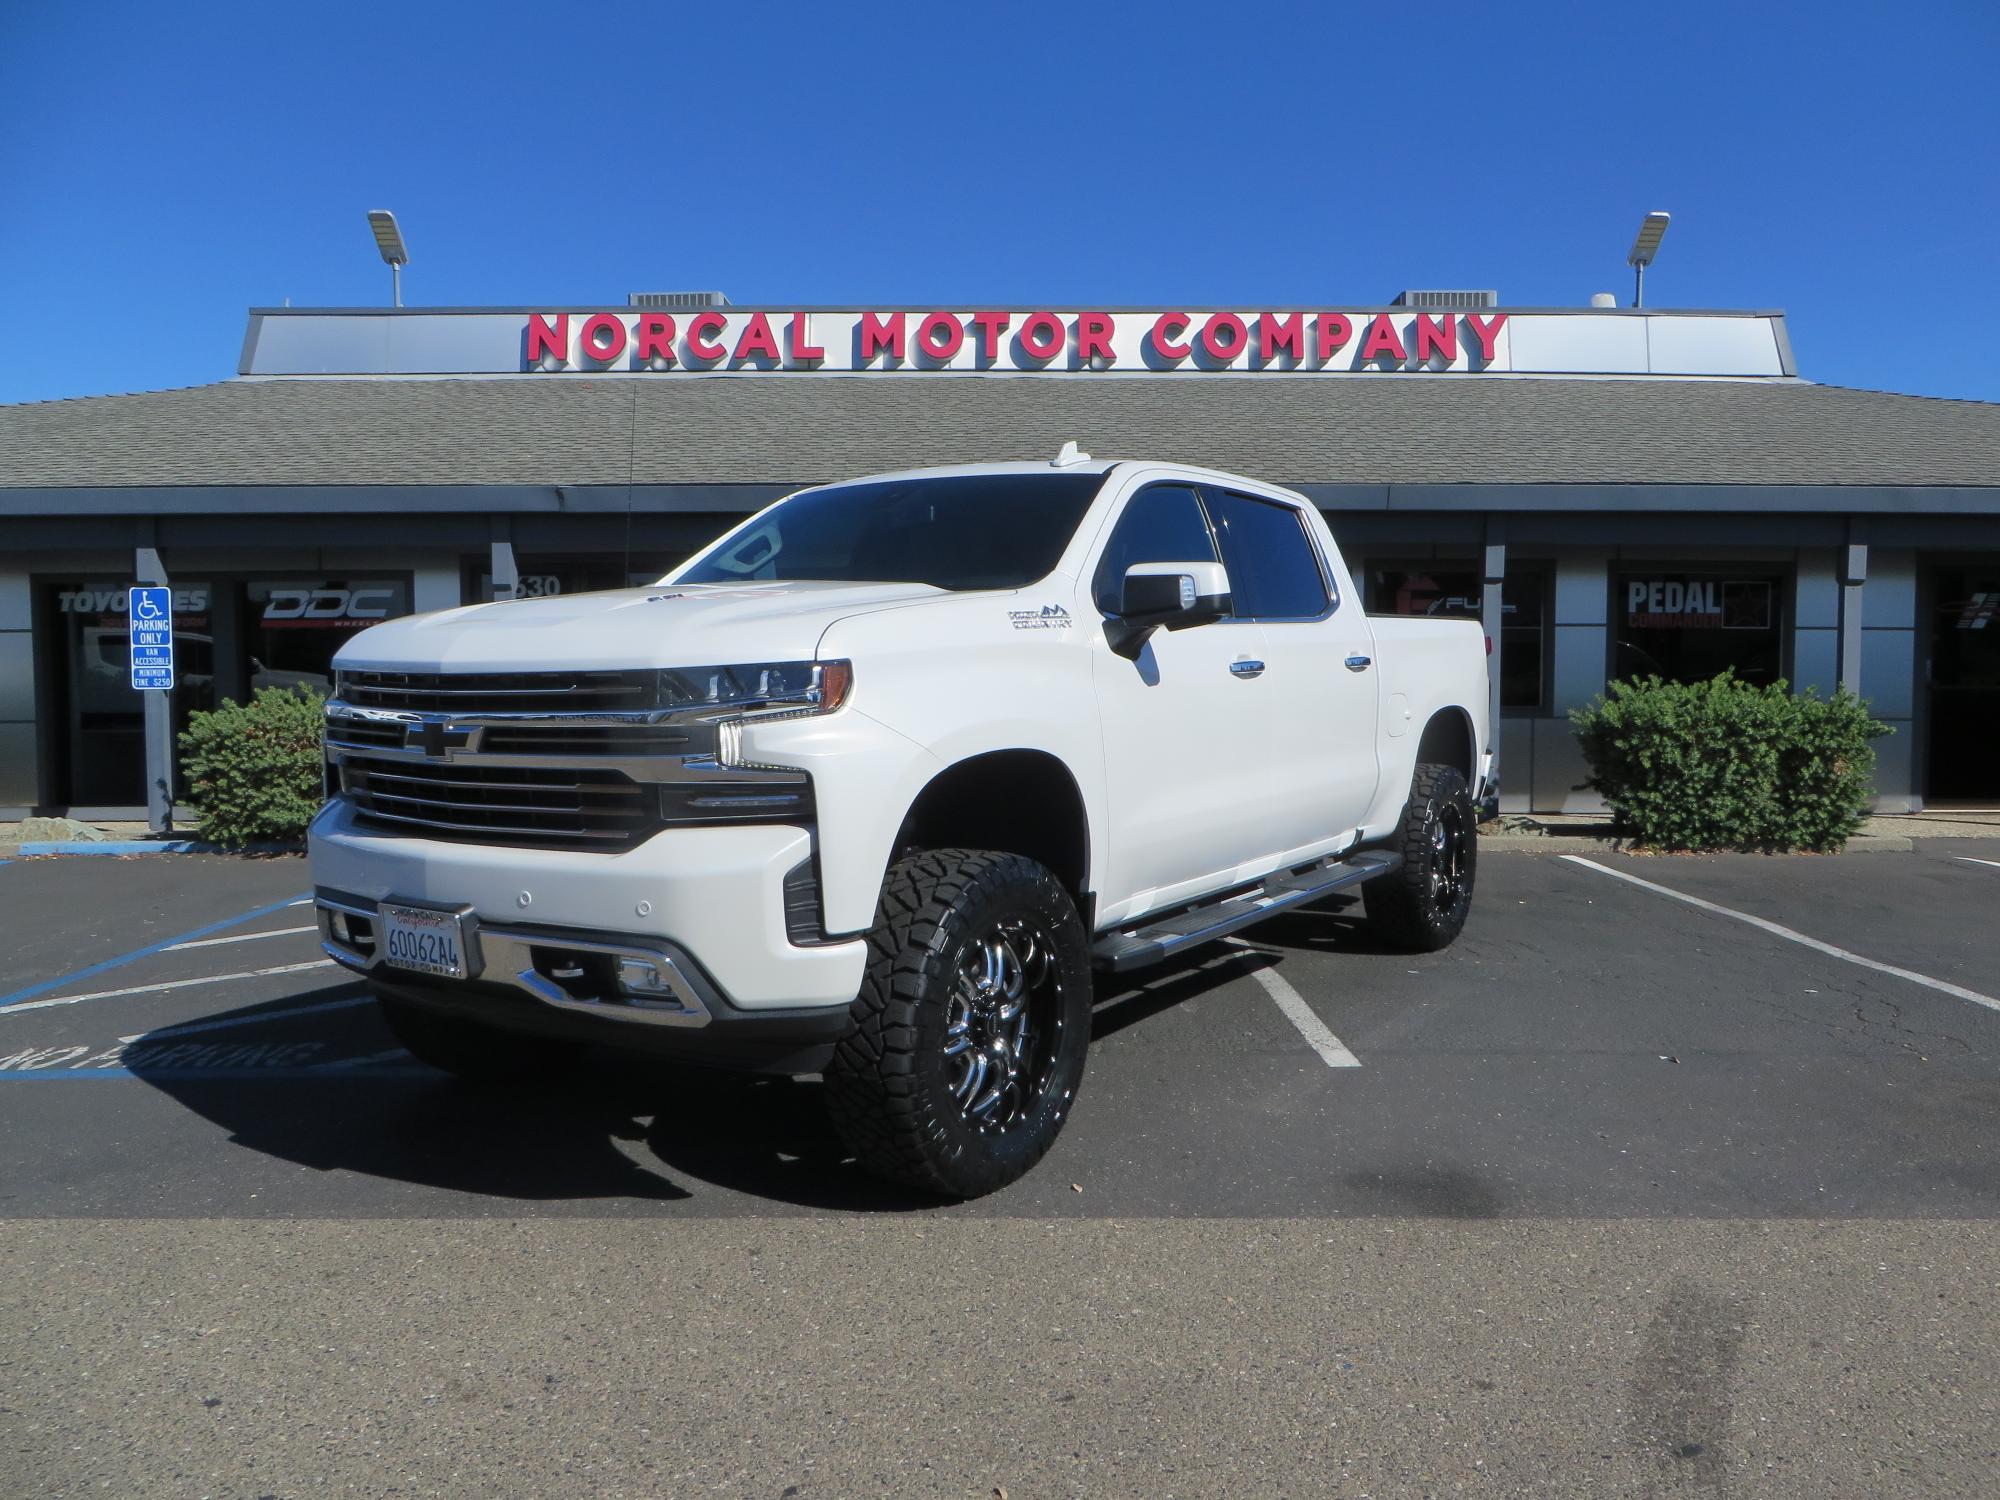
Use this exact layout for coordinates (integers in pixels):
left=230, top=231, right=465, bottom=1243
left=519, top=309, right=1511, bottom=376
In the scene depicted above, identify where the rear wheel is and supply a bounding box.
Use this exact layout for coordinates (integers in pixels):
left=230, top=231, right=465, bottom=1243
left=1363, top=762, right=1477, bottom=952
left=826, top=848, right=1092, bottom=1198
left=376, top=992, right=569, bottom=1084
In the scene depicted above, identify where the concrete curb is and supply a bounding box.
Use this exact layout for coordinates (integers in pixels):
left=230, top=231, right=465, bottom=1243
left=0, top=839, right=305, bottom=857
left=1481, top=833, right=1917, bottom=854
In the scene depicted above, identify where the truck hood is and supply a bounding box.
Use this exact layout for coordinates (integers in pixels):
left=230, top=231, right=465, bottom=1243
left=334, top=580, right=950, bottom=672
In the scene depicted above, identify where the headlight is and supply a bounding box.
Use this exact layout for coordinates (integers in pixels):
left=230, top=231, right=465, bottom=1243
left=658, top=660, right=853, bottom=721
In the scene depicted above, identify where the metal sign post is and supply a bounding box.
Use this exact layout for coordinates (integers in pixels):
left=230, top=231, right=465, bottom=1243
left=131, top=550, right=175, bottom=833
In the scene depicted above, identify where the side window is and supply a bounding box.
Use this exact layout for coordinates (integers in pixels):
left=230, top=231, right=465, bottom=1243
left=1091, top=485, right=1219, bottom=614
left=1206, top=490, right=1332, bottom=620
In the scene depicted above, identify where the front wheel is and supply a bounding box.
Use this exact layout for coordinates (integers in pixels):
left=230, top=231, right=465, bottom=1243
left=826, top=849, right=1092, bottom=1198
left=1363, top=762, right=1477, bottom=952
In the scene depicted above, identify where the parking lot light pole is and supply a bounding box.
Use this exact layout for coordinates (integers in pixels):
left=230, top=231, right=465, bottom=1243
left=1627, top=211, right=1671, bottom=307
left=367, top=210, right=409, bottom=308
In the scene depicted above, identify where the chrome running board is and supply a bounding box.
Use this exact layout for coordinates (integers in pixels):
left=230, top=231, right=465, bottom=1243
left=1091, top=850, right=1401, bottom=974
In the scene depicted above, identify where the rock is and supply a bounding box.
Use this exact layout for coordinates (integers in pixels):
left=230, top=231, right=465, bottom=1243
left=7, top=816, right=114, bottom=843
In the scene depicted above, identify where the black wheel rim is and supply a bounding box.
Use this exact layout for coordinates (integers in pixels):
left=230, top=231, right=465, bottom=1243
left=941, top=914, right=1063, bottom=1134
left=1427, top=801, right=1470, bottom=909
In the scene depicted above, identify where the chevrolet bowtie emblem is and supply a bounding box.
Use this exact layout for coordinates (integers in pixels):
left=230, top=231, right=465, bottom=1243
left=406, top=721, right=480, bottom=759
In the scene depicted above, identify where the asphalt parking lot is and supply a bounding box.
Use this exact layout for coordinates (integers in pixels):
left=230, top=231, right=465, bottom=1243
left=3, top=845, right=1998, bottom=1495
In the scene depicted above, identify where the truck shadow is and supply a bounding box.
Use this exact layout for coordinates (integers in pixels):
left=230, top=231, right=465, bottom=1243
left=124, top=992, right=944, bottom=1210
left=126, top=907, right=1381, bottom=1213
left=1238, top=893, right=1409, bottom=956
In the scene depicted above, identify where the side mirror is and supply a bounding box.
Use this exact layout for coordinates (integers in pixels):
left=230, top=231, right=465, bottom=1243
left=1106, top=561, right=1232, bottom=659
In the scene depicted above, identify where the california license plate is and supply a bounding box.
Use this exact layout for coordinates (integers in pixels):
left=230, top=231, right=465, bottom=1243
left=379, top=902, right=471, bottom=980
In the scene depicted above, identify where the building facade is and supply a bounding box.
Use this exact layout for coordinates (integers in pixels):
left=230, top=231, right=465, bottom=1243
left=2, top=302, right=1997, bottom=821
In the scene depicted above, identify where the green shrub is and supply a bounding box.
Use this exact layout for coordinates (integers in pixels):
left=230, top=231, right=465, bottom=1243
left=1569, top=672, right=1891, bottom=852
left=177, top=686, right=327, bottom=847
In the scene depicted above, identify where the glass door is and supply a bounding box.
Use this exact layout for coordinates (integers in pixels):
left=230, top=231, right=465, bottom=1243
left=50, top=581, right=215, bottom=806
left=1926, top=565, right=2000, bottom=803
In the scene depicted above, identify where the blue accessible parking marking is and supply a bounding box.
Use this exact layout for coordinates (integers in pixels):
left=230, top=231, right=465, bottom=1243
left=0, top=892, right=313, bottom=1011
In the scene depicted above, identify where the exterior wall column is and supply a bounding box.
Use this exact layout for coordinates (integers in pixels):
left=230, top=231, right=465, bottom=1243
left=489, top=541, right=520, bottom=603
left=1858, top=548, right=1919, bottom=811
left=1838, top=541, right=1867, bottom=696
left=1480, top=531, right=1505, bottom=802
left=0, top=563, right=37, bottom=819
left=1537, top=552, right=1611, bottom=813
left=412, top=564, right=462, bottom=616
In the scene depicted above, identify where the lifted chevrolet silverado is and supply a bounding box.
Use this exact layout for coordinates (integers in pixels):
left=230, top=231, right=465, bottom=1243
left=310, top=453, right=1490, bottom=1196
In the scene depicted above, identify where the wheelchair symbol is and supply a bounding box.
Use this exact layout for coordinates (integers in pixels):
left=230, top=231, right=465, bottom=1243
left=133, top=592, right=166, bottom=621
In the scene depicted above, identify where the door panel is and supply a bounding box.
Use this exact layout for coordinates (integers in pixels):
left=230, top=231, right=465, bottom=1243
left=1259, top=610, right=1380, bottom=845
left=1087, top=483, right=1291, bottom=917
left=1093, top=620, right=1277, bottom=913
left=1205, top=490, right=1379, bottom=846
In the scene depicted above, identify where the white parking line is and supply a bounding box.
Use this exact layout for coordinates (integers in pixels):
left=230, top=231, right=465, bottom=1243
left=1, top=960, right=338, bottom=1016
left=1224, top=940, right=1362, bottom=1068
left=1955, top=857, right=2000, bottom=871
left=1560, top=855, right=2000, bottom=1015
left=165, top=925, right=317, bottom=952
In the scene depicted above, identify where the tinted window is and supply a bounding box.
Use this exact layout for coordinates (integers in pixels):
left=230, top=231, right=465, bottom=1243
left=1207, top=491, right=1331, bottom=619
left=1091, top=485, right=1218, bottom=613
left=1614, top=572, right=1785, bottom=688
left=677, top=473, right=1105, bottom=592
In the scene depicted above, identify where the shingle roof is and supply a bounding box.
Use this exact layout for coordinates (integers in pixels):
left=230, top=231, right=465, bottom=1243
left=2, top=375, right=1997, bottom=490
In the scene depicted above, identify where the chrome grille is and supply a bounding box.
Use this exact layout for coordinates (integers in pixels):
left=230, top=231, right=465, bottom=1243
left=337, top=669, right=657, bottom=715
left=325, top=718, right=405, bottom=751
left=341, top=757, right=657, bottom=848
left=476, top=723, right=700, bottom=756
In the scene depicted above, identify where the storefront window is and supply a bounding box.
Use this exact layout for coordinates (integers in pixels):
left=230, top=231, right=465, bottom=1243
left=51, top=581, right=216, bottom=806
left=243, top=579, right=411, bottom=691
left=1925, top=566, right=2000, bottom=800
left=1614, top=573, right=1786, bottom=687
left=468, top=555, right=681, bottom=603
left=1367, top=564, right=1548, bottom=710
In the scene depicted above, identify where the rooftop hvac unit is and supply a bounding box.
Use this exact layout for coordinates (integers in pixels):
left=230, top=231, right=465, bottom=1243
left=627, top=291, right=731, bottom=309
left=1389, top=289, right=1498, bottom=309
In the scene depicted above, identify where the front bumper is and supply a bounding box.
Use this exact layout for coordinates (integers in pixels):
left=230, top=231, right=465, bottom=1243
left=307, top=797, right=869, bottom=1013
left=316, top=892, right=852, bottom=1074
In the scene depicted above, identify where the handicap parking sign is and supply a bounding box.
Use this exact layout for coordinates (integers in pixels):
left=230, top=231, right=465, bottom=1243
left=128, top=585, right=175, bottom=690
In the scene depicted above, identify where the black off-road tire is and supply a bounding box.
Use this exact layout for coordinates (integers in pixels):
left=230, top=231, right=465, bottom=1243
left=377, top=992, right=567, bottom=1085
left=825, top=848, right=1092, bottom=1198
left=1362, top=762, right=1478, bottom=952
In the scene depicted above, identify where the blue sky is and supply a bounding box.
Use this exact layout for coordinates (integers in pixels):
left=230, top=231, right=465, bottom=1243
left=2, top=0, right=1996, bottom=405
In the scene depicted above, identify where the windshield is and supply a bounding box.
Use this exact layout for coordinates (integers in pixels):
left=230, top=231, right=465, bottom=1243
left=675, top=472, right=1107, bottom=591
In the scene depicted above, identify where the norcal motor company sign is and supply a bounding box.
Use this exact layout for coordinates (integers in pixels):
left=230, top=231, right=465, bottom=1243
left=240, top=308, right=1789, bottom=378
left=520, top=308, right=1511, bottom=375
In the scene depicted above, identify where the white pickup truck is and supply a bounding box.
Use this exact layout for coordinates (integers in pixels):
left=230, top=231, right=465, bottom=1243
left=310, top=453, right=1491, bottom=1196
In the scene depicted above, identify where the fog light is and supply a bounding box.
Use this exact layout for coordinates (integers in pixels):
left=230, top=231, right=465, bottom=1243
left=328, top=909, right=351, bottom=943
left=617, top=958, right=674, bottom=997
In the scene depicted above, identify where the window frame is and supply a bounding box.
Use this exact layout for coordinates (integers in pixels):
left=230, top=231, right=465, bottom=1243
left=1197, top=487, right=1340, bottom=624
left=1088, top=481, right=1224, bottom=618
left=1605, top=563, right=1797, bottom=694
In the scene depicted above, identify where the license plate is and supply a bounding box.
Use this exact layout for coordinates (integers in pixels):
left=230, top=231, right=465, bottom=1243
left=379, top=903, right=471, bottom=980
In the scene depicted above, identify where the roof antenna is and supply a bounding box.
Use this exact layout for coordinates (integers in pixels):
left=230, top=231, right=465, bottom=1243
left=1052, top=440, right=1091, bottom=467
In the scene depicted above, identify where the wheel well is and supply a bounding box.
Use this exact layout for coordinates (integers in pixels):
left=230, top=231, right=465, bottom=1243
left=1415, top=708, right=1477, bottom=784
left=893, top=750, right=1090, bottom=900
